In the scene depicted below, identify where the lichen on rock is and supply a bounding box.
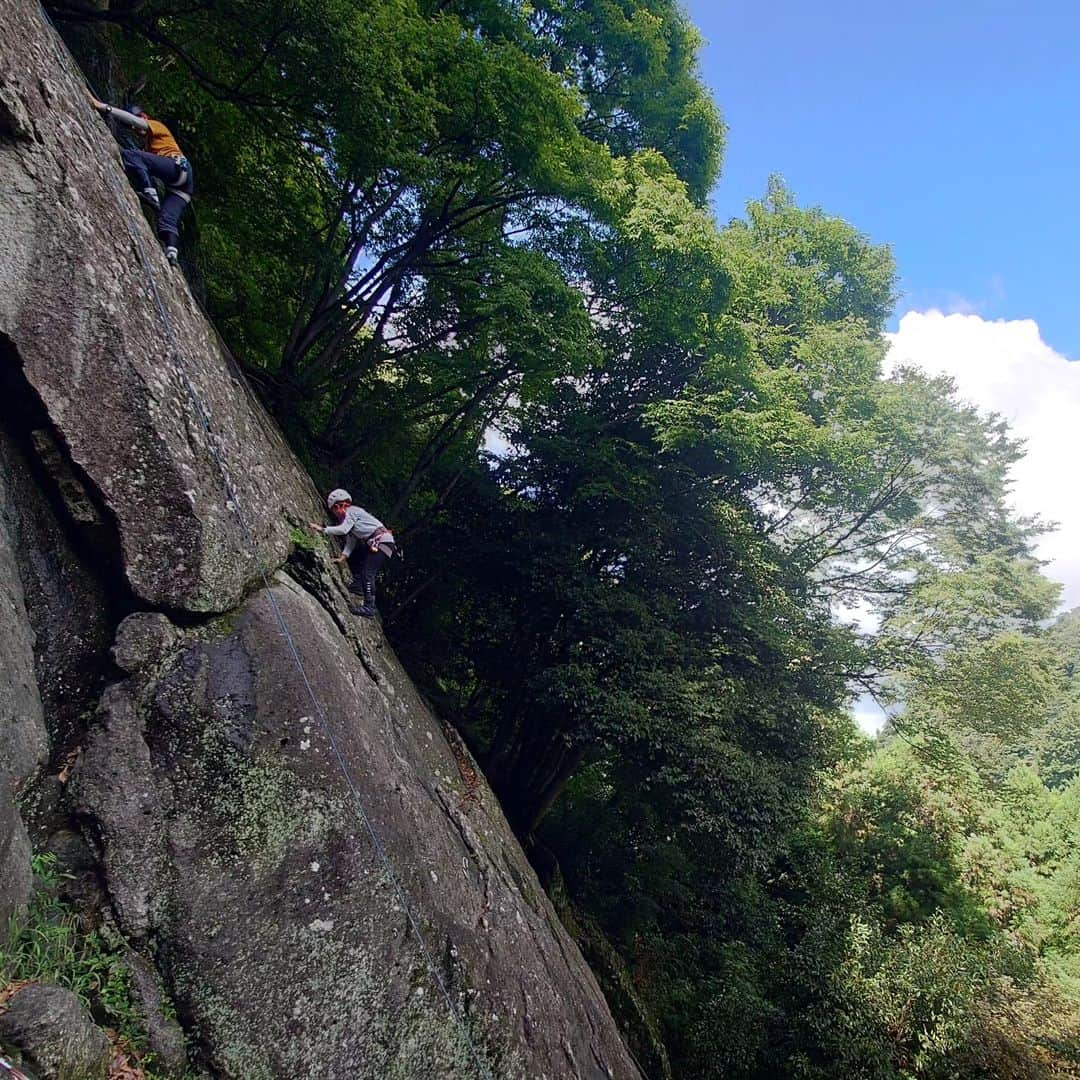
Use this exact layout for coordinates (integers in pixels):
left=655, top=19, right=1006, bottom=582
left=0, top=983, right=112, bottom=1080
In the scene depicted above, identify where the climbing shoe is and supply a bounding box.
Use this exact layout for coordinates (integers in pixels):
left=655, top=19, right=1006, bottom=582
left=139, top=187, right=160, bottom=210
left=164, top=246, right=179, bottom=267
left=347, top=581, right=365, bottom=595
left=349, top=603, right=378, bottom=618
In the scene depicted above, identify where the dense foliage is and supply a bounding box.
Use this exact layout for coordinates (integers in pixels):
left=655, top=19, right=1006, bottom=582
left=54, top=1, right=1079, bottom=1075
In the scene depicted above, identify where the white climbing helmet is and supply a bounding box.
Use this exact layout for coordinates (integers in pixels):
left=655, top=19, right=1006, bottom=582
left=327, top=488, right=351, bottom=510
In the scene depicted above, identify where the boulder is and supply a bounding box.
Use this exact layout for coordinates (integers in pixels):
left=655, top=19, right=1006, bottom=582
left=0, top=418, right=115, bottom=755
left=0, top=386, right=115, bottom=929
left=0, top=440, right=48, bottom=940
left=0, top=983, right=112, bottom=1080
left=0, top=781, right=34, bottom=948
left=0, top=454, right=47, bottom=785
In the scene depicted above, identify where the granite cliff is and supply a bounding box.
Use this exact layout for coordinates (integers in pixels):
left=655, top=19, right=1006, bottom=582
left=0, top=2, right=640, bottom=1075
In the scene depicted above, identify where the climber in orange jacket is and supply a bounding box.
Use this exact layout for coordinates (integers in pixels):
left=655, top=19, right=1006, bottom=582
left=87, top=91, right=193, bottom=266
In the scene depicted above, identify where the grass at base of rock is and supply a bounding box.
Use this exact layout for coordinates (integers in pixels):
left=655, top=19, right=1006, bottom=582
left=0, top=854, right=175, bottom=1080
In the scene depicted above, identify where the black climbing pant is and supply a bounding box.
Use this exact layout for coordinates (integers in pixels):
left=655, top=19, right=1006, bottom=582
left=347, top=546, right=390, bottom=608
left=121, top=148, right=194, bottom=248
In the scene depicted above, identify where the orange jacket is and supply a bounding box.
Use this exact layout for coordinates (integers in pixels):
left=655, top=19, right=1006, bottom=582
left=145, top=117, right=184, bottom=160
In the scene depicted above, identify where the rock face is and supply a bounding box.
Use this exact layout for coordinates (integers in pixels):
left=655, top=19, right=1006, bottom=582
left=72, top=577, right=638, bottom=1077
left=0, top=440, right=47, bottom=938
left=0, top=0, right=320, bottom=615
left=0, top=2, right=641, bottom=1076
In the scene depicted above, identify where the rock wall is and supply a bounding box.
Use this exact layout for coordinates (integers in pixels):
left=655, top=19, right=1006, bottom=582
left=0, top=2, right=641, bottom=1076
left=0, top=437, right=47, bottom=936
left=1, top=0, right=319, bottom=615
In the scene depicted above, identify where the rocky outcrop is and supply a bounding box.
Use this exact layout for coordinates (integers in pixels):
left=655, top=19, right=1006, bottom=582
left=0, top=0, right=320, bottom=616
left=0, top=334, right=115, bottom=936
left=72, top=576, right=638, bottom=1077
left=0, top=984, right=112, bottom=1079
left=0, top=2, right=641, bottom=1076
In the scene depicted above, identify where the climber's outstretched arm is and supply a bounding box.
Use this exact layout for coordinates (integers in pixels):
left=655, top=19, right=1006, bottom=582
left=87, top=90, right=149, bottom=134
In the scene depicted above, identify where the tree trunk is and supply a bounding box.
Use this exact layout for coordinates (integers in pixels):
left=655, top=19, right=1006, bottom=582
left=484, top=717, right=588, bottom=837
left=519, top=743, right=587, bottom=835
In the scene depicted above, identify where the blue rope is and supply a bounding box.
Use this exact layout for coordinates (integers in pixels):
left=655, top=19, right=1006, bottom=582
left=33, top=8, right=495, bottom=1076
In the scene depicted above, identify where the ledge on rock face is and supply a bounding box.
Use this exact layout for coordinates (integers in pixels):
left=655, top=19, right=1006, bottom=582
left=72, top=574, right=640, bottom=1079
left=0, top=0, right=322, bottom=614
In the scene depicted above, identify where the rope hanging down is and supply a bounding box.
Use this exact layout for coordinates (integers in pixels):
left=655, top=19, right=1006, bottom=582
left=33, top=9, right=495, bottom=1077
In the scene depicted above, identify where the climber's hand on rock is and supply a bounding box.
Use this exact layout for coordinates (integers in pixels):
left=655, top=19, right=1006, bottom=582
left=87, top=90, right=106, bottom=112
left=308, top=522, right=324, bottom=533
left=333, top=555, right=348, bottom=564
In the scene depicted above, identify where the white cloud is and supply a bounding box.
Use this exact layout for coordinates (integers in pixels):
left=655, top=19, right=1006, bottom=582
left=884, top=310, right=1080, bottom=611
left=854, top=694, right=889, bottom=736
left=851, top=310, right=1078, bottom=737
left=482, top=426, right=513, bottom=458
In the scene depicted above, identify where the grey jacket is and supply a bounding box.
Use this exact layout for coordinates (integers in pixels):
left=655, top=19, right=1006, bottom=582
left=322, top=506, right=394, bottom=558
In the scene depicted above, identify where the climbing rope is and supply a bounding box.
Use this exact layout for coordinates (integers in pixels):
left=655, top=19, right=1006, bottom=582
left=32, top=9, right=495, bottom=1077
left=0, top=1056, right=29, bottom=1080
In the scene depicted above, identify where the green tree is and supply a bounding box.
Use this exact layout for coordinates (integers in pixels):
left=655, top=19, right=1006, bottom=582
left=58, top=0, right=722, bottom=481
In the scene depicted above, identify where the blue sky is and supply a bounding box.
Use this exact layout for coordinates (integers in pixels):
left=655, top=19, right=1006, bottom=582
left=683, top=0, right=1080, bottom=356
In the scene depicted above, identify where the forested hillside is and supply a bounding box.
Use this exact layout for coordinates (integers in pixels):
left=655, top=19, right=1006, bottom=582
left=34, top=1, right=1080, bottom=1075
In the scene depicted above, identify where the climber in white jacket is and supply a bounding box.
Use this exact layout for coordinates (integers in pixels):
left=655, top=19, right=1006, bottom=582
left=309, top=489, right=394, bottom=618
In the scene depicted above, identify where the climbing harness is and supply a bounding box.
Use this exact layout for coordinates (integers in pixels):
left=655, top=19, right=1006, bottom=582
left=33, top=9, right=495, bottom=1078
left=167, top=156, right=192, bottom=199
left=367, top=525, right=394, bottom=552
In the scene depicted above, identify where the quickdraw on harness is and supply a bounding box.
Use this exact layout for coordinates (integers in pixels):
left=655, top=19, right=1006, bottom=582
left=367, top=526, right=393, bottom=553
